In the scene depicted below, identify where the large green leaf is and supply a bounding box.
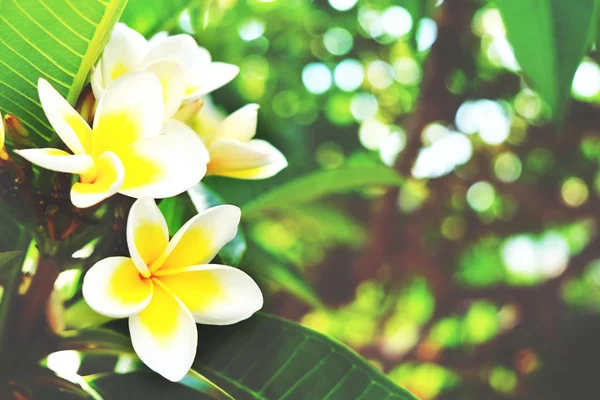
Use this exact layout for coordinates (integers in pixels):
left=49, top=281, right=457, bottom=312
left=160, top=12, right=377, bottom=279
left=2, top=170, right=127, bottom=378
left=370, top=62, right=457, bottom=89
left=495, top=0, right=598, bottom=120
left=121, top=0, right=200, bottom=36
left=0, top=0, right=127, bottom=144
left=192, top=313, right=417, bottom=400
left=88, top=372, right=220, bottom=400
left=242, top=166, right=404, bottom=217
left=99, top=313, right=415, bottom=399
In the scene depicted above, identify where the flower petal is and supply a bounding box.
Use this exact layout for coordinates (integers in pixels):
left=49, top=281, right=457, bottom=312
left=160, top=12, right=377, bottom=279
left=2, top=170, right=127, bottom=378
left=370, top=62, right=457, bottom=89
left=209, top=104, right=258, bottom=143
left=155, top=264, right=263, bottom=325
left=101, top=23, right=148, bottom=85
left=184, top=62, right=240, bottom=100
left=162, top=119, right=210, bottom=163
left=90, top=66, right=105, bottom=100
left=71, top=152, right=124, bottom=208
left=143, top=35, right=211, bottom=73
left=129, top=279, right=197, bottom=382
left=93, top=72, right=164, bottom=158
left=126, top=198, right=169, bottom=278
left=38, top=78, right=93, bottom=155
left=14, top=148, right=94, bottom=174
left=116, top=133, right=207, bottom=199
left=207, top=138, right=287, bottom=179
left=82, top=257, right=153, bottom=318
left=145, top=61, right=186, bottom=118
left=153, top=205, right=240, bottom=271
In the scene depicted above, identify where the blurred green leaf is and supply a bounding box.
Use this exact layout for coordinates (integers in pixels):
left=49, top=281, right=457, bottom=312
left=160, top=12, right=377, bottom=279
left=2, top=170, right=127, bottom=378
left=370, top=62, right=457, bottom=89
left=242, top=166, right=404, bottom=217
left=0, top=0, right=127, bottom=144
left=65, top=299, right=115, bottom=331
left=245, top=243, right=324, bottom=309
left=495, top=0, right=598, bottom=120
left=56, top=327, right=134, bottom=356
left=189, top=184, right=247, bottom=267
left=0, top=250, right=22, bottom=353
left=189, top=312, right=417, bottom=400
left=0, top=251, right=22, bottom=277
left=121, top=0, right=201, bottom=37
left=158, top=195, right=195, bottom=237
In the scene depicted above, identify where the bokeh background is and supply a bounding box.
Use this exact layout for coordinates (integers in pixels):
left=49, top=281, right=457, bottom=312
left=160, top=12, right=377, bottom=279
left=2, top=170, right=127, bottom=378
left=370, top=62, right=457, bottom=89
left=94, top=0, right=600, bottom=398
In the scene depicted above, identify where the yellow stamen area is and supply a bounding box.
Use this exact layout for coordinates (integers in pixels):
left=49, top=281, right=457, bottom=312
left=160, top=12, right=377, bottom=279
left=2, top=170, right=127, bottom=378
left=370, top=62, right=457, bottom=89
left=65, top=115, right=93, bottom=154
left=185, top=85, right=200, bottom=96
left=134, top=223, right=168, bottom=266
left=160, top=227, right=213, bottom=270
left=137, top=279, right=180, bottom=341
left=156, top=269, right=222, bottom=313
left=93, top=111, right=140, bottom=158
left=110, top=62, right=129, bottom=81
left=72, top=154, right=119, bottom=194
left=117, top=147, right=161, bottom=191
left=108, top=258, right=152, bottom=306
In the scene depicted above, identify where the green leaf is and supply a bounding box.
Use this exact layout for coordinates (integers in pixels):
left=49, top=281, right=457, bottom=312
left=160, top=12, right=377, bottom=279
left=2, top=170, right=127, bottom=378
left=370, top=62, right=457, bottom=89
left=0, top=0, right=127, bottom=144
left=121, top=0, right=201, bottom=37
left=0, top=250, right=22, bottom=353
left=88, top=372, right=220, bottom=400
left=242, top=166, right=404, bottom=217
left=495, top=0, right=598, bottom=120
left=158, top=195, right=195, bottom=237
left=55, top=327, right=134, bottom=355
left=65, top=299, right=115, bottom=331
left=190, top=313, right=417, bottom=400
left=188, top=183, right=247, bottom=266
left=0, top=251, right=22, bottom=277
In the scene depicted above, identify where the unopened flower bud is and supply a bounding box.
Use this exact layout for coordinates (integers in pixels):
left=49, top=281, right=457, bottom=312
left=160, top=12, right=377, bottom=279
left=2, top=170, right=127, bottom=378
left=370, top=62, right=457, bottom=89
left=173, top=99, right=204, bottom=124
left=4, top=114, right=30, bottom=146
left=75, top=84, right=96, bottom=125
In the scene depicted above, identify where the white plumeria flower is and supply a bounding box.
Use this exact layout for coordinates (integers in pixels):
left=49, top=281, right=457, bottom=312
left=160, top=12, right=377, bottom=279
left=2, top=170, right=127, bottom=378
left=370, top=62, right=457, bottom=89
left=15, top=73, right=208, bottom=208
left=91, top=23, right=239, bottom=118
left=82, top=198, right=263, bottom=382
left=194, top=103, right=288, bottom=179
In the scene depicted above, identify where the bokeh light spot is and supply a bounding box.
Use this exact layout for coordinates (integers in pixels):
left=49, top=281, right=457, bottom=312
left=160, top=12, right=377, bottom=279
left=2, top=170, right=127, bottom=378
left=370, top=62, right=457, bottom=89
left=382, top=6, right=412, bottom=38
left=573, top=60, right=600, bottom=98
left=494, top=152, right=522, bottom=183
left=350, top=93, right=379, bottom=121
left=379, top=128, right=406, bottom=166
left=324, top=27, right=353, bottom=56
left=329, top=0, right=358, bottom=11
left=334, top=59, right=364, bottom=91
left=359, top=119, right=389, bottom=150
left=561, top=177, right=589, bottom=207
left=466, top=181, right=495, bottom=212
left=302, top=63, right=333, bottom=94
left=367, top=60, right=395, bottom=89
left=394, top=58, right=421, bottom=85
left=416, top=18, right=437, bottom=51
left=238, top=18, right=265, bottom=41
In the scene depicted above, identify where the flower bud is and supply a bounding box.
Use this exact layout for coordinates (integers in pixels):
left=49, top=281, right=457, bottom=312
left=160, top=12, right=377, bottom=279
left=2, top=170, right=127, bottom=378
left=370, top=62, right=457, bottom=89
left=4, top=113, right=30, bottom=147
left=172, top=99, right=204, bottom=124
left=75, top=84, right=96, bottom=125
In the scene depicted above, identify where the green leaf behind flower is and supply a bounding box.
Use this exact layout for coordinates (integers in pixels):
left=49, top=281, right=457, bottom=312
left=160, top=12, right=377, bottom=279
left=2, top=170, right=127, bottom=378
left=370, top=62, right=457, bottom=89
left=191, top=312, right=417, bottom=400
left=242, top=166, right=404, bottom=217
left=0, top=0, right=127, bottom=144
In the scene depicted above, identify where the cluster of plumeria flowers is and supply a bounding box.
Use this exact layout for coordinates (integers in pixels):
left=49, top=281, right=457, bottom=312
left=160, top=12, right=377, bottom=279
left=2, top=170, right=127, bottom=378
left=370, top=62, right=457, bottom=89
left=9, top=24, right=287, bottom=381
